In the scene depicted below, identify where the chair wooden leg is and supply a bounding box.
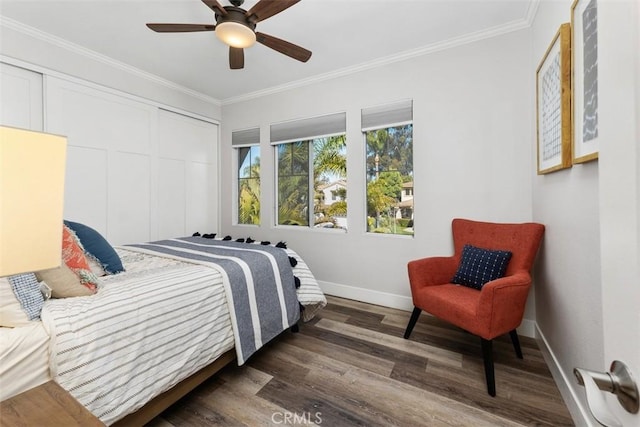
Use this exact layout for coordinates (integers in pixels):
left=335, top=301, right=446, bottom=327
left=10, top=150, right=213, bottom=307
left=481, top=338, right=496, bottom=397
left=509, top=329, right=523, bottom=359
left=404, top=307, right=421, bottom=339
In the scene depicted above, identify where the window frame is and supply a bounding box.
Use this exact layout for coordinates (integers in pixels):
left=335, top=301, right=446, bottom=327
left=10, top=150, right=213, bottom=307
left=361, top=100, right=414, bottom=236
left=271, top=112, right=347, bottom=231
left=233, top=127, right=261, bottom=226
left=273, top=135, right=347, bottom=230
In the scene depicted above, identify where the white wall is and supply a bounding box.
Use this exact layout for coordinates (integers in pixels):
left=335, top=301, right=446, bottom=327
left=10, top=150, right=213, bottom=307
left=530, top=1, right=639, bottom=425
left=221, top=29, right=536, bottom=329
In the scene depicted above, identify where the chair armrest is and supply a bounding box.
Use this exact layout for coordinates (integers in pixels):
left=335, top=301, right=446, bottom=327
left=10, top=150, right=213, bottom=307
left=407, top=256, right=458, bottom=291
left=477, top=272, right=532, bottom=339
left=480, top=272, right=531, bottom=292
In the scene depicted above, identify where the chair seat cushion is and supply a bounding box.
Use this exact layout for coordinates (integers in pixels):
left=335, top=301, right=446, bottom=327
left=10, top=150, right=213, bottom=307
left=415, top=284, right=482, bottom=332
left=451, top=244, right=512, bottom=290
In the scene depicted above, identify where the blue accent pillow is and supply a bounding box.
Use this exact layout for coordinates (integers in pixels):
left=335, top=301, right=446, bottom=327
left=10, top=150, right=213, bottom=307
left=8, top=273, right=44, bottom=320
left=63, top=220, right=125, bottom=274
left=451, top=244, right=512, bottom=290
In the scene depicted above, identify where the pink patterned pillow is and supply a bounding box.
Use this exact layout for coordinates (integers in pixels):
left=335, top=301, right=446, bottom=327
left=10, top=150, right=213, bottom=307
left=62, top=225, right=98, bottom=291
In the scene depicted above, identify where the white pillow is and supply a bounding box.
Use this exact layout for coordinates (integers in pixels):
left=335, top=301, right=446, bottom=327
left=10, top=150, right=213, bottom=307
left=0, top=277, right=32, bottom=327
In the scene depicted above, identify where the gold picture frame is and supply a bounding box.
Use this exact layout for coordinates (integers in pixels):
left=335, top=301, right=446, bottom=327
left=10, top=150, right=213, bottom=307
left=536, top=23, right=572, bottom=175
left=571, top=0, right=599, bottom=164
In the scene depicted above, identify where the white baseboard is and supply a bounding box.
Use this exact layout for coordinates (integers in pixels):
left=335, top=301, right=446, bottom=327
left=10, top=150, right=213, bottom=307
left=535, top=324, right=594, bottom=426
left=318, top=280, right=414, bottom=311
left=517, top=319, right=536, bottom=339
left=318, top=280, right=537, bottom=338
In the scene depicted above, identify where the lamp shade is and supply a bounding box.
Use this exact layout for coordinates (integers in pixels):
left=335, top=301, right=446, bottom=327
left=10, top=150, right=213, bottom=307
left=0, top=126, right=67, bottom=276
left=215, top=21, right=256, bottom=48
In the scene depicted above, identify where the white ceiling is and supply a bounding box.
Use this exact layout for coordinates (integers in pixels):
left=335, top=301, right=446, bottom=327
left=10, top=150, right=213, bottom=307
left=0, top=0, right=536, bottom=103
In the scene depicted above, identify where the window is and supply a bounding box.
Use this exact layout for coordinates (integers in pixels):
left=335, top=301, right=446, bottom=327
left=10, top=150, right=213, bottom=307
left=271, top=113, right=347, bottom=230
left=277, top=141, right=310, bottom=226
left=362, top=100, right=413, bottom=235
left=233, top=128, right=260, bottom=225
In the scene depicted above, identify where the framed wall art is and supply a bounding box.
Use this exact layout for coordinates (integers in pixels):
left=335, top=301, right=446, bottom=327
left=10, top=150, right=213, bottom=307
left=536, top=23, right=572, bottom=175
left=571, top=0, right=599, bottom=163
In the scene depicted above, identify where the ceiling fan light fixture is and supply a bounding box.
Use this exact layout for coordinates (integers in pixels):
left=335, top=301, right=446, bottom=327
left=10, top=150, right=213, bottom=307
left=146, top=0, right=311, bottom=69
left=216, top=21, right=256, bottom=48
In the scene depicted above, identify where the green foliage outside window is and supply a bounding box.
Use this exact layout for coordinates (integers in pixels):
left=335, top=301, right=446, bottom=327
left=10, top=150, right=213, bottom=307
left=365, top=124, right=413, bottom=235
left=238, top=146, right=260, bottom=225
left=277, top=135, right=347, bottom=228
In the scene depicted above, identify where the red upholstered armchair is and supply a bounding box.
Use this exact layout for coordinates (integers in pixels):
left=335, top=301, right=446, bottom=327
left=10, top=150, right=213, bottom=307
left=404, top=218, right=545, bottom=396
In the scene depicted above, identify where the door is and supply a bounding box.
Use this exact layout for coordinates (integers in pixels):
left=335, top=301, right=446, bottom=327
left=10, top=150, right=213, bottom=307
left=156, top=108, right=219, bottom=240
left=598, top=1, right=639, bottom=426
left=0, top=62, right=42, bottom=130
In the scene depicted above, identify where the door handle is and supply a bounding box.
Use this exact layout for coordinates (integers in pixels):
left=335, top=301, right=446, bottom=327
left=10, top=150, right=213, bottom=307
left=574, top=360, right=639, bottom=426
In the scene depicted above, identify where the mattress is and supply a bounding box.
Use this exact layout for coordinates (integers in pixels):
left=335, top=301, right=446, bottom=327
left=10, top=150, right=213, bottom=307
left=0, top=322, right=50, bottom=401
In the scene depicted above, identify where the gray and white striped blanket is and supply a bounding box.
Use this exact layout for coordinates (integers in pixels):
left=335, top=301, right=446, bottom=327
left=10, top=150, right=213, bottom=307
left=127, top=237, right=301, bottom=364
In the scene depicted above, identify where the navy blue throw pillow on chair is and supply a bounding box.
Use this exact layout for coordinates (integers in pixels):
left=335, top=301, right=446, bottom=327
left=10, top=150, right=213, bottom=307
left=63, top=220, right=125, bottom=274
left=451, top=244, right=512, bottom=290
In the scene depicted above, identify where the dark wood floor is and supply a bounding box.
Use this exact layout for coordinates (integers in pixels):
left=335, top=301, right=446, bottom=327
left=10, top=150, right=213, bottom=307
left=147, top=296, right=574, bottom=426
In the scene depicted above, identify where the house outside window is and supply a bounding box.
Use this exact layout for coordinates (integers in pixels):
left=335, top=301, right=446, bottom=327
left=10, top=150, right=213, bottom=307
left=271, top=113, right=347, bottom=230
left=233, top=128, right=260, bottom=225
left=318, top=179, right=347, bottom=229
left=362, top=100, right=414, bottom=235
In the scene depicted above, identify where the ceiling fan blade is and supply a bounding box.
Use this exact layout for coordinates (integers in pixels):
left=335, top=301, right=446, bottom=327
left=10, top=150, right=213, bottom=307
left=202, top=0, right=227, bottom=15
left=230, top=47, right=244, bottom=69
left=246, top=0, right=300, bottom=23
left=146, top=23, right=215, bottom=33
left=256, top=32, right=311, bottom=63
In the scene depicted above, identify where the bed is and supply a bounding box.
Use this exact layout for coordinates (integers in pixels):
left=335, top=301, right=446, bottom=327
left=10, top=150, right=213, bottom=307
left=0, top=231, right=326, bottom=426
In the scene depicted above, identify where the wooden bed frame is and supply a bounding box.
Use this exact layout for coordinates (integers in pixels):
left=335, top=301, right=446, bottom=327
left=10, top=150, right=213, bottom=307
left=112, top=349, right=236, bottom=427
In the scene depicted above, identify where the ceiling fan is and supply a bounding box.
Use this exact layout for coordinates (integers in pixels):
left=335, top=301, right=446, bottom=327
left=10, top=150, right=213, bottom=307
left=146, top=0, right=312, bottom=70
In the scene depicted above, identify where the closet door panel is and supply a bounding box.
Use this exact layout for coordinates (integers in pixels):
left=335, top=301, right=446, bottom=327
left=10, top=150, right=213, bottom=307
left=0, top=62, right=43, bottom=130
left=158, top=109, right=215, bottom=163
left=45, top=78, right=153, bottom=154
left=45, top=76, right=155, bottom=243
left=108, top=152, right=151, bottom=245
left=43, top=76, right=217, bottom=245
left=186, top=162, right=216, bottom=235
left=158, top=158, right=186, bottom=239
left=157, top=109, right=218, bottom=238
left=64, top=146, right=108, bottom=233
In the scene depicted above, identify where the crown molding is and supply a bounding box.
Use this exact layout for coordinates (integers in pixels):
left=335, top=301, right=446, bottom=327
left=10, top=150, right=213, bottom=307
left=222, top=1, right=539, bottom=106
left=525, top=0, right=542, bottom=27
left=0, top=16, right=221, bottom=106
left=1, top=0, right=541, bottom=108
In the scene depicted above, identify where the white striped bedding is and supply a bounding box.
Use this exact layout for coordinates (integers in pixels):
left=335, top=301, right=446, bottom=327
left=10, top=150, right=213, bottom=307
left=40, top=246, right=326, bottom=425
left=284, top=247, right=326, bottom=322
left=126, top=238, right=302, bottom=365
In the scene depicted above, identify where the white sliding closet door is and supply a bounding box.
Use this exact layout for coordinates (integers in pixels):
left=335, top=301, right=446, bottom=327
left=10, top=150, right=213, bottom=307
left=157, top=108, right=218, bottom=239
left=0, top=62, right=43, bottom=130
left=45, top=76, right=154, bottom=245
left=44, top=76, right=218, bottom=246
